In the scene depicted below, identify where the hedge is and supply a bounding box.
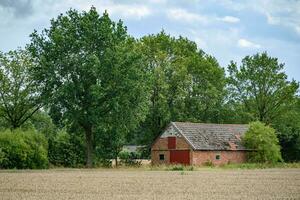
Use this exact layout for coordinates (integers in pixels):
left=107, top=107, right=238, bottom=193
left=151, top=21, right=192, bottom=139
left=0, top=129, right=48, bottom=169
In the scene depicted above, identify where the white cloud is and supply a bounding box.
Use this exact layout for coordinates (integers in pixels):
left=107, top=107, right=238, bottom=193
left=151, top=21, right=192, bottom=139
left=238, top=39, right=261, bottom=49
left=166, top=8, right=240, bottom=25
left=194, top=37, right=207, bottom=49
left=166, top=8, right=208, bottom=24
left=39, top=0, right=153, bottom=20
left=218, top=16, right=240, bottom=23
left=103, top=4, right=151, bottom=19
left=148, top=0, right=167, bottom=4
left=220, top=0, right=300, bottom=36
left=295, top=26, right=300, bottom=35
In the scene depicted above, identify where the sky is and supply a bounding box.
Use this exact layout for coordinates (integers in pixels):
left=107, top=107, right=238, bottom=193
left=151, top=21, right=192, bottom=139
left=0, top=0, right=299, bottom=81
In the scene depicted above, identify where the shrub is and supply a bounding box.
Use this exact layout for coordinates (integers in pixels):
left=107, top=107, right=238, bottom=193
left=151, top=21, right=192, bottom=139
left=48, top=130, right=85, bottom=167
left=170, top=165, right=184, bottom=171
left=118, top=150, right=141, bottom=166
left=94, top=158, right=112, bottom=168
left=166, top=164, right=194, bottom=171
left=242, top=121, right=282, bottom=163
left=0, top=129, right=48, bottom=169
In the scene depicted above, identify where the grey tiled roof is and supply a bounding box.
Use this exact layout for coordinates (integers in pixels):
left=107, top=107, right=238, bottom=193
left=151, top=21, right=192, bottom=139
left=172, top=122, right=249, bottom=150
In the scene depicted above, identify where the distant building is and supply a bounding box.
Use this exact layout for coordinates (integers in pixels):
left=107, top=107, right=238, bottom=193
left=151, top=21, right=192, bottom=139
left=151, top=122, right=250, bottom=165
left=122, top=145, right=146, bottom=154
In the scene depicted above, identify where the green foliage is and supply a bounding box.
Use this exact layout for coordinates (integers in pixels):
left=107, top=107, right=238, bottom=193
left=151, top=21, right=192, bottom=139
left=169, top=165, right=184, bottom=171
left=227, top=52, right=299, bottom=123
left=273, top=97, right=300, bottom=161
left=278, top=132, right=300, bottom=162
left=0, top=49, right=41, bottom=129
left=29, top=7, right=150, bottom=167
left=135, top=31, right=226, bottom=145
left=29, top=111, right=57, bottom=139
left=0, top=7, right=298, bottom=169
left=48, top=129, right=85, bottom=167
left=0, top=129, right=48, bottom=169
left=118, top=150, right=142, bottom=166
left=242, top=121, right=282, bottom=163
left=165, top=164, right=194, bottom=171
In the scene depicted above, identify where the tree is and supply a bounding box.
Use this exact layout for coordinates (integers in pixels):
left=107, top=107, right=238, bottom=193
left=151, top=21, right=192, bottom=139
left=135, top=32, right=225, bottom=145
left=184, top=54, right=226, bottom=122
left=0, top=49, right=41, bottom=129
left=29, top=7, right=149, bottom=167
left=227, top=52, right=299, bottom=123
left=272, top=97, right=300, bottom=161
left=242, top=121, right=282, bottom=163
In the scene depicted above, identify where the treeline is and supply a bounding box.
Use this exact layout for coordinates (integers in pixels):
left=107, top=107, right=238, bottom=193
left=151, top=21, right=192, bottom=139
left=0, top=7, right=299, bottom=168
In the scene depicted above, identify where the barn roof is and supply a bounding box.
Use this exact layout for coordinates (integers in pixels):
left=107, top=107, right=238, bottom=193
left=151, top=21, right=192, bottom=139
left=171, top=122, right=249, bottom=151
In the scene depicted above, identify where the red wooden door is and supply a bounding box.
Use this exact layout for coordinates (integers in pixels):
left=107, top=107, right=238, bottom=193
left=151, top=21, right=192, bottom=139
left=170, top=150, right=190, bottom=165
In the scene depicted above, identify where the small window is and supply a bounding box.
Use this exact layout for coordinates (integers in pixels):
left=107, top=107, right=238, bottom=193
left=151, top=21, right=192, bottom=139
left=216, top=154, right=221, bottom=160
left=159, top=154, right=165, bottom=161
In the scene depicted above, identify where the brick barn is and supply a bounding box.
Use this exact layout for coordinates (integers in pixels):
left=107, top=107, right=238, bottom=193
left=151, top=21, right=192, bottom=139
left=151, top=122, right=250, bottom=166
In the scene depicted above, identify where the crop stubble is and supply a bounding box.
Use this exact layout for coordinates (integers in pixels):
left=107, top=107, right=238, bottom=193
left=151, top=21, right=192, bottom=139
left=0, top=168, right=299, bottom=200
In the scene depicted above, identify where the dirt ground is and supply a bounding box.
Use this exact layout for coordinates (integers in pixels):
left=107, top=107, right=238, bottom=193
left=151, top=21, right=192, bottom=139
left=0, top=168, right=299, bottom=200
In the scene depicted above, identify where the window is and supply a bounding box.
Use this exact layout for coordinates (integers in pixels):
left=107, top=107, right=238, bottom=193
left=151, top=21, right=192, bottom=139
left=159, top=154, right=165, bottom=161
left=216, top=154, right=221, bottom=160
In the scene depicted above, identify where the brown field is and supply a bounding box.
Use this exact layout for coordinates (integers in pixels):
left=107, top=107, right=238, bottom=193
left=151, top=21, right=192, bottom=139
left=0, top=168, right=300, bottom=200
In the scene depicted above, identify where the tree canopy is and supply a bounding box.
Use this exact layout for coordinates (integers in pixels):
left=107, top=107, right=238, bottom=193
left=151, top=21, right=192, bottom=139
left=227, top=52, right=299, bottom=123
left=136, top=32, right=226, bottom=144
left=0, top=49, right=41, bottom=129
left=29, top=7, right=150, bottom=167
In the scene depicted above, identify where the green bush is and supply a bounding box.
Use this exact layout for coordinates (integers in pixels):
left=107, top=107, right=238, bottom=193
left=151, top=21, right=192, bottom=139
left=94, top=158, right=112, bottom=168
left=48, top=130, right=85, bottom=167
left=242, top=121, right=282, bottom=163
left=118, top=150, right=141, bottom=166
left=0, top=129, right=48, bottom=169
left=165, top=164, right=194, bottom=171
left=169, top=165, right=184, bottom=171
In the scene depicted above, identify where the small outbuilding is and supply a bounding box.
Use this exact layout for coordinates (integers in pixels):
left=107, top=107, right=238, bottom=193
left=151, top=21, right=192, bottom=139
left=151, top=122, right=250, bottom=166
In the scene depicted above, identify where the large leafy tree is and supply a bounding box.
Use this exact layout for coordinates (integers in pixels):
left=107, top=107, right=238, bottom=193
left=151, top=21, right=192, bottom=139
left=0, top=49, right=41, bottom=129
left=29, top=7, right=149, bottom=167
left=227, top=52, right=299, bottom=123
left=136, top=32, right=225, bottom=144
left=184, top=54, right=225, bottom=122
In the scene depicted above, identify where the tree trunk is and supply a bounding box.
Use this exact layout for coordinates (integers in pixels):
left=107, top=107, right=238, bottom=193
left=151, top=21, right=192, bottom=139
left=84, top=126, right=94, bottom=168
left=115, top=156, right=118, bottom=168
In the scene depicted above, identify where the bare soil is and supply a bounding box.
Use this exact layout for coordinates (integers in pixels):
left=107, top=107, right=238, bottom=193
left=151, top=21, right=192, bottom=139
left=0, top=168, right=299, bottom=200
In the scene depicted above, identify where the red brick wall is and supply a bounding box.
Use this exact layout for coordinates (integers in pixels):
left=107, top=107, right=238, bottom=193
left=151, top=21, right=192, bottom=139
left=151, top=150, right=170, bottom=165
left=192, top=151, right=247, bottom=166
left=151, top=137, right=191, bottom=165
left=152, top=138, right=168, bottom=150
left=152, top=137, right=190, bottom=150
left=152, top=136, right=247, bottom=165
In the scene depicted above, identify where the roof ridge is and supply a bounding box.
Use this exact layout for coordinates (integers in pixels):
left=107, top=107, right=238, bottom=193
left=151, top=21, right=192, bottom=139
left=172, top=121, right=248, bottom=126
